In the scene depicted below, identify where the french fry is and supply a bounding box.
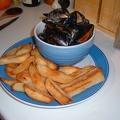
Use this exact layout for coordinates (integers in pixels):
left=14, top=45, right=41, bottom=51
left=35, top=55, right=47, bottom=65
left=17, top=44, right=26, bottom=50
left=35, top=55, right=58, bottom=70
left=5, top=47, right=17, bottom=56
left=59, top=66, right=80, bottom=74
left=31, top=48, right=58, bottom=70
left=11, top=56, right=35, bottom=75
left=45, top=78, right=73, bottom=105
left=16, top=70, right=32, bottom=83
left=0, top=77, right=18, bottom=86
left=36, top=65, right=76, bottom=83
left=0, top=53, right=30, bottom=65
left=11, top=82, right=25, bottom=92
left=59, top=66, right=97, bottom=89
left=15, top=42, right=33, bottom=56
left=31, top=47, right=58, bottom=70
left=5, top=63, right=18, bottom=78
left=70, top=65, right=95, bottom=78
left=46, top=59, right=58, bottom=70
left=61, top=67, right=105, bottom=97
left=24, top=84, right=54, bottom=103
left=11, top=82, right=35, bottom=92
left=31, top=48, right=40, bottom=56
left=29, top=63, right=47, bottom=93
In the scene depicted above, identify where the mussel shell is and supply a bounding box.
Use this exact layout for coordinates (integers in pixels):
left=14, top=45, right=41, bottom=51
left=43, top=8, right=69, bottom=23
left=59, top=11, right=88, bottom=28
left=58, top=0, right=70, bottom=9
left=44, top=24, right=73, bottom=46
left=75, top=24, right=94, bottom=44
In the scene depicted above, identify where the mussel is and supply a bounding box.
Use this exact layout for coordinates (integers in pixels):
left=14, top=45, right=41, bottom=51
left=38, top=0, right=94, bottom=46
left=38, top=22, right=72, bottom=46
left=43, top=8, right=69, bottom=23
left=43, top=0, right=70, bottom=23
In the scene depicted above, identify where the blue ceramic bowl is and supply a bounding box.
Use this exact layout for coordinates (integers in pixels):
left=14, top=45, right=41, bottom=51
left=34, top=22, right=95, bottom=66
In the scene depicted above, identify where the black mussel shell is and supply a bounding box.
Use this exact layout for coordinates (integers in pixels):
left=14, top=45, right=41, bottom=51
left=58, top=0, right=70, bottom=9
left=43, top=8, right=69, bottom=22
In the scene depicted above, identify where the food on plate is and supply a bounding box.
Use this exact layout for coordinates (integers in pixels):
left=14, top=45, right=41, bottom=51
left=24, top=84, right=54, bottom=104
left=70, top=65, right=95, bottom=78
left=0, top=53, right=30, bottom=65
left=11, top=82, right=25, bottom=92
left=31, top=48, right=58, bottom=70
left=46, top=78, right=73, bottom=105
left=36, top=65, right=77, bottom=84
left=16, top=70, right=32, bottom=83
left=0, top=77, right=18, bottom=86
left=5, top=47, right=18, bottom=56
left=58, top=66, right=80, bottom=74
left=12, top=82, right=35, bottom=92
left=0, top=42, right=105, bottom=105
left=11, top=55, right=35, bottom=75
left=35, top=55, right=58, bottom=70
left=60, top=67, right=105, bottom=97
left=5, top=63, right=18, bottom=78
left=29, top=63, right=48, bottom=93
left=15, top=42, right=33, bottom=56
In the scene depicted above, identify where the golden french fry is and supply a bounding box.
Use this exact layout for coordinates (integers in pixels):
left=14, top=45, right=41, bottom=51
left=61, top=67, right=105, bottom=97
left=5, top=47, right=17, bottom=56
left=31, top=47, right=58, bottom=70
left=46, top=59, right=58, bottom=70
left=11, top=82, right=35, bottom=92
left=45, top=78, right=73, bottom=105
left=0, top=53, right=30, bottom=65
left=17, top=44, right=26, bottom=50
left=15, top=42, right=33, bottom=56
left=24, top=84, right=54, bottom=103
left=0, top=77, right=18, bottom=86
left=41, top=77, right=46, bottom=83
left=71, top=65, right=95, bottom=78
left=59, top=66, right=80, bottom=74
left=29, top=63, right=47, bottom=93
left=5, top=63, right=18, bottom=78
left=16, top=70, right=32, bottom=83
left=35, top=55, right=58, bottom=70
left=59, top=66, right=100, bottom=89
left=11, top=82, right=25, bottom=92
left=11, top=56, right=35, bottom=75
left=31, top=48, right=40, bottom=56
left=36, top=65, right=76, bottom=83
left=35, top=55, right=47, bottom=65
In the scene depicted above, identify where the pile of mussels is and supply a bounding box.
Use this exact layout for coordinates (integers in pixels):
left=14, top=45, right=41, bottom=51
left=38, top=0, right=94, bottom=46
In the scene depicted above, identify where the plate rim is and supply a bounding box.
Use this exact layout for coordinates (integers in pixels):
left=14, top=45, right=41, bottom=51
left=0, top=36, right=109, bottom=109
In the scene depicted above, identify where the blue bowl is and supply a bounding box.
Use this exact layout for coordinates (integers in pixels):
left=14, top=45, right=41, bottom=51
left=34, top=22, right=95, bottom=66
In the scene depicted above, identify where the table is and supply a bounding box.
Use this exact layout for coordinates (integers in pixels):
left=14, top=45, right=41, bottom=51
left=0, top=1, right=120, bottom=120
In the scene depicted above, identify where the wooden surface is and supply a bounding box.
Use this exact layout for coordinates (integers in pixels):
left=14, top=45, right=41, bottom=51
left=98, top=0, right=120, bottom=34
left=74, top=0, right=101, bottom=24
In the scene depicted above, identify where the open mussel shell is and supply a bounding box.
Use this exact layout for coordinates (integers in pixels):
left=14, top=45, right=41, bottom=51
left=43, top=8, right=69, bottom=23
left=38, top=22, right=73, bottom=46
left=77, top=24, right=94, bottom=44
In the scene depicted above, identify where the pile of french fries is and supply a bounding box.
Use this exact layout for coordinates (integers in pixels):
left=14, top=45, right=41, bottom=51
left=0, top=42, right=105, bottom=105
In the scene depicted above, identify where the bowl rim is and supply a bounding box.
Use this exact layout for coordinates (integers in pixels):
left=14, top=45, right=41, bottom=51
left=34, top=21, right=95, bottom=49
